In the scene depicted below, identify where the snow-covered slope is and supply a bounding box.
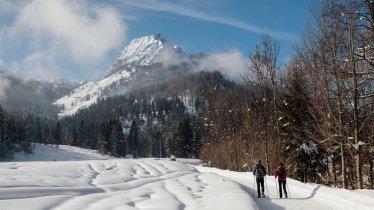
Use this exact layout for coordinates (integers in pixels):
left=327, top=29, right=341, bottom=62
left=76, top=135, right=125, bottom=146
left=54, top=70, right=131, bottom=117
left=3, top=144, right=374, bottom=210
left=54, top=34, right=192, bottom=118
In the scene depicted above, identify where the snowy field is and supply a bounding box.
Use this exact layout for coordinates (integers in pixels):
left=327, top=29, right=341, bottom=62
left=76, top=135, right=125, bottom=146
left=1, top=144, right=373, bottom=210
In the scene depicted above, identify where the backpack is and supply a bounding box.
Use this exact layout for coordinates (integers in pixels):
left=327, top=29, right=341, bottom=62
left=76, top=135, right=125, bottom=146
left=278, top=166, right=286, bottom=178
left=255, top=165, right=265, bottom=176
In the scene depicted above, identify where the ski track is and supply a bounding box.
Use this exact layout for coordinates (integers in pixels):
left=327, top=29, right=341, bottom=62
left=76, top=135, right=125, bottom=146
left=195, top=166, right=374, bottom=210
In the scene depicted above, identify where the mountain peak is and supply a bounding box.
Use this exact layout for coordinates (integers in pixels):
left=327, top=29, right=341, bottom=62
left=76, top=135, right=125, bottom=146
left=106, top=34, right=173, bottom=76
left=153, top=33, right=167, bottom=43
left=130, top=33, right=167, bottom=45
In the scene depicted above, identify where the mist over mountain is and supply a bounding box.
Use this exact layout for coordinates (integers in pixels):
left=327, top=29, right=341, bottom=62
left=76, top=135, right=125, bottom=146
left=0, top=71, right=81, bottom=117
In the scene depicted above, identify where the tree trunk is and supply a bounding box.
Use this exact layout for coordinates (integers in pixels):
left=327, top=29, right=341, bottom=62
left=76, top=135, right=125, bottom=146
left=265, top=129, right=270, bottom=175
left=264, top=105, right=271, bottom=175
left=303, top=163, right=307, bottom=183
left=348, top=8, right=363, bottom=189
left=333, top=52, right=346, bottom=189
left=355, top=138, right=363, bottom=189
left=370, top=159, right=373, bottom=189
left=341, top=141, right=346, bottom=189
left=332, top=156, right=337, bottom=187
left=349, top=166, right=356, bottom=190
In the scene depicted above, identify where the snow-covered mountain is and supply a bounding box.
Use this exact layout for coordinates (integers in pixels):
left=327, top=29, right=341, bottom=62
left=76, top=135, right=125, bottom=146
left=54, top=34, right=195, bottom=118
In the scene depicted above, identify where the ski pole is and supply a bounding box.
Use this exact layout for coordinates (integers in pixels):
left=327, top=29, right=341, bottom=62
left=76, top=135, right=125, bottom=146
left=253, top=175, right=256, bottom=196
left=252, top=175, right=255, bottom=196
left=286, top=181, right=291, bottom=198
left=275, top=177, right=279, bottom=197
left=265, top=176, right=269, bottom=198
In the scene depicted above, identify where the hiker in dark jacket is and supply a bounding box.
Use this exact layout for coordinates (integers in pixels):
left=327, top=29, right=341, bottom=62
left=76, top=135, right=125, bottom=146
left=275, top=162, right=288, bottom=198
left=253, top=160, right=267, bottom=197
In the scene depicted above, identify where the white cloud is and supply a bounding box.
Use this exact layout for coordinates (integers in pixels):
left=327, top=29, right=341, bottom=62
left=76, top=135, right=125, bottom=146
left=159, top=47, right=189, bottom=68
left=4, top=0, right=127, bottom=79
left=10, top=51, right=62, bottom=80
left=0, top=0, right=25, bottom=16
left=157, top=45, right=247, bottom=81
left=197, top=50, right=247, bottom=81
left=0, top=78, right=10, bottom=102
left=118, top=0, right=297, bottom=41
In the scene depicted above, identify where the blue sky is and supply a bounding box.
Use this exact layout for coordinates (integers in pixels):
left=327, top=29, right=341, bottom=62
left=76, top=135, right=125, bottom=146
left=0, top=0, right=313, bottom=81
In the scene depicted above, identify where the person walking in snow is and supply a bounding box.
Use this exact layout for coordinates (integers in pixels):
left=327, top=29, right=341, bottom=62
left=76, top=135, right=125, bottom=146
left=253, top=160, right=267, bottom=197
left=275, top=162, right=288, bottom=198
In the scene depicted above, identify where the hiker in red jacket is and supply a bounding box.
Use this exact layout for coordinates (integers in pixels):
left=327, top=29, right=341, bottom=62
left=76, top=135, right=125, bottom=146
left=274, top=162, right=288, bottom=198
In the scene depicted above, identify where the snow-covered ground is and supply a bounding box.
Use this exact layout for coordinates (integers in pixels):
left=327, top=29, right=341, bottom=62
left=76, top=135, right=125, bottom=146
left=1, top=144, right=373, bottom=210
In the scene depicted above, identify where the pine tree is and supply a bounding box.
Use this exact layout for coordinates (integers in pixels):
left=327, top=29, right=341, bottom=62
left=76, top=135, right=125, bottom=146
left=154, top=130, right=166, bottom=158
left=88, top=122, right=98, bottom=149
left=78, top=120, right=88, bottom=148
left=279, top=60, right=325, bottom=182
left=97, top=122, right=111, bottom=154
left=171, top=117, right=193, bottom=158
left=67, top=126, right=78, bottom=146
left=190, top=116, right=202, bottom=158
left=96, top=123, right=105, bottom=154
left=22, top=114, right=34, bottom=154
left=0, top=106, right=12, bottom=159
left=127, top=119, right=139, bottom=158
left=54, top=122, right=62, bottom=147
left=35, top=117, right=43, bottom=144
left=111, top=119, right=125, bottom=157
left=43, top=125, right=50, bottom=145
